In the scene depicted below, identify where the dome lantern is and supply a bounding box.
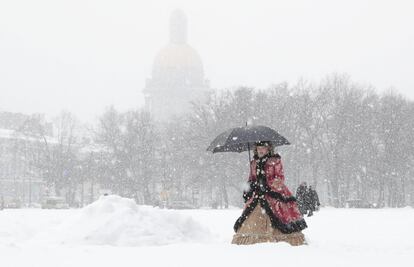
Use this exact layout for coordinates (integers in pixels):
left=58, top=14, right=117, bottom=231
left=169, top=9, right=188, bottom=45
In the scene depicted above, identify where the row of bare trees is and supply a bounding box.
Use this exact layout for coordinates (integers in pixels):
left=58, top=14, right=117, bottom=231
left=178, top=74, right=414, bottom=208
left=6, top=74, right=413, bottom=208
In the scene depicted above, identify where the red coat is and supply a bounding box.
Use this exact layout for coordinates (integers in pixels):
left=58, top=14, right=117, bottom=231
left=248, top=155, right=285, bottom=185
left=234, top=155, right=307, bottom=233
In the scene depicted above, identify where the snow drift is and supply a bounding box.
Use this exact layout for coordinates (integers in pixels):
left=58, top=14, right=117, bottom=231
left=37, top=195, right=212, bottom=246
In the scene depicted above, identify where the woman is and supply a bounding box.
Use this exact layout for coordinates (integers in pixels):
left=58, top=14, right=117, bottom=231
left=232, top=141, right=307, bottom=246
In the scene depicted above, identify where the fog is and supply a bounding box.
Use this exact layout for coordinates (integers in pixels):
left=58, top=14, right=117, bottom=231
left=1, top=0, right=413, bottom=121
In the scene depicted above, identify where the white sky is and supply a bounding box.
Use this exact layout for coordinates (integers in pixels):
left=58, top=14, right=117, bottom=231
left=1, top=0, right=413, bottom=122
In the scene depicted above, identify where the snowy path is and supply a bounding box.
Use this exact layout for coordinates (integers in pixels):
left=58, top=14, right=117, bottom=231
left=0, top=197, right=413, bottom=267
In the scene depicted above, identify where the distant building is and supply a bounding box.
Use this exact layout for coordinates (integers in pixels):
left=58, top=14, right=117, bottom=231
left=0, top=112, right=54, bottom=206
left=143, top=9, right=211, bottom=121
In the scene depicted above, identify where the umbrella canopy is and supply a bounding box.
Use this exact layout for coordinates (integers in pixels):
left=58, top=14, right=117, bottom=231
left=207, top=125, right=290, bottom=153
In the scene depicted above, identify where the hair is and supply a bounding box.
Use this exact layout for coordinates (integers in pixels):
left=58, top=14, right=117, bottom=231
left=253, top=142, right=276, bottom=158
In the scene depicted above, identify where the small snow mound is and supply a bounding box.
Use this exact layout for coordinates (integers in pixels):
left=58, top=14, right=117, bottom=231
left=81, top=195, right=138, bottom=215
left=49, top=195, right=212, bottom=246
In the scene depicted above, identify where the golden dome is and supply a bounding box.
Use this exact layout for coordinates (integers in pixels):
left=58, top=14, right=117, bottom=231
left=152, top=43, right=204, bottom=78
left=146, top=9, right=207, bottom=89
left=143, top=10, right=210, bottom=121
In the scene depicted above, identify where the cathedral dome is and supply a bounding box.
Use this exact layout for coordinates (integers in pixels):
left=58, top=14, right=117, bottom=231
left=143, top=9, right=210, bottom=122
left=152, top=43, right=204, bottom=86
left=148, top=9, right=206, bottom=88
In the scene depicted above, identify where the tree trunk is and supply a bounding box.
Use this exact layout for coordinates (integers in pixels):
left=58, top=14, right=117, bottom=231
left=220, top=178, right=229, bottom=209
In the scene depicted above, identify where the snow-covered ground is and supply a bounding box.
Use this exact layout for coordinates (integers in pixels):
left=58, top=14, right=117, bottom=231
left=0, top=195, right=413, bottom=267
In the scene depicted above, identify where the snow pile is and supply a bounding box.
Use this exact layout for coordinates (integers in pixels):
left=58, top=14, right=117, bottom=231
left=43, top=195, right=212, bottom=246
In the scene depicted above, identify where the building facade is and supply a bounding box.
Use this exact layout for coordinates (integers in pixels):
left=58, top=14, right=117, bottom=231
left=0, top=112, right=53, bottom=206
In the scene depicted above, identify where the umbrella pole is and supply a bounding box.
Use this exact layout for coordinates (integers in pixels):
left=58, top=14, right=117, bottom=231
left=247, top=142, right=251, bottom=162
left=246, top=121, right=251, bottom=163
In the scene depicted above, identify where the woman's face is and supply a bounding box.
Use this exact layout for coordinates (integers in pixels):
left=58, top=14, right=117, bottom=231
left=256, top=146, right=269, bottom=158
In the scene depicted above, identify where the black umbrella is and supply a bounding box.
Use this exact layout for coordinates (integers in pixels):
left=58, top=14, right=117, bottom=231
left=207, top=125, right=290, bottom=161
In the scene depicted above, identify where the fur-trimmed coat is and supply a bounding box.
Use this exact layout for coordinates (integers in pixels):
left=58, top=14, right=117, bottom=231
left=234, top=154, right=307, bottom=234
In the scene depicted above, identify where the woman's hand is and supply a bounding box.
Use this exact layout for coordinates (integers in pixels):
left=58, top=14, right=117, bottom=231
left=271, top=179, right=283, bottom=190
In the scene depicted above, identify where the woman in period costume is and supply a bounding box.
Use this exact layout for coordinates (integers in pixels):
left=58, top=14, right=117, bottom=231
left=232, top=141, right=307, bottom=246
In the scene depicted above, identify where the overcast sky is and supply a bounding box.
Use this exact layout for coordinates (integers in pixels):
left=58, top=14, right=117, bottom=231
left=1, top=0, right=413, bottom=122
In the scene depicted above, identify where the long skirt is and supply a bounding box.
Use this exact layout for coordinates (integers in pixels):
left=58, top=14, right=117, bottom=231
left=232, top=205, right=306, bottom=246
